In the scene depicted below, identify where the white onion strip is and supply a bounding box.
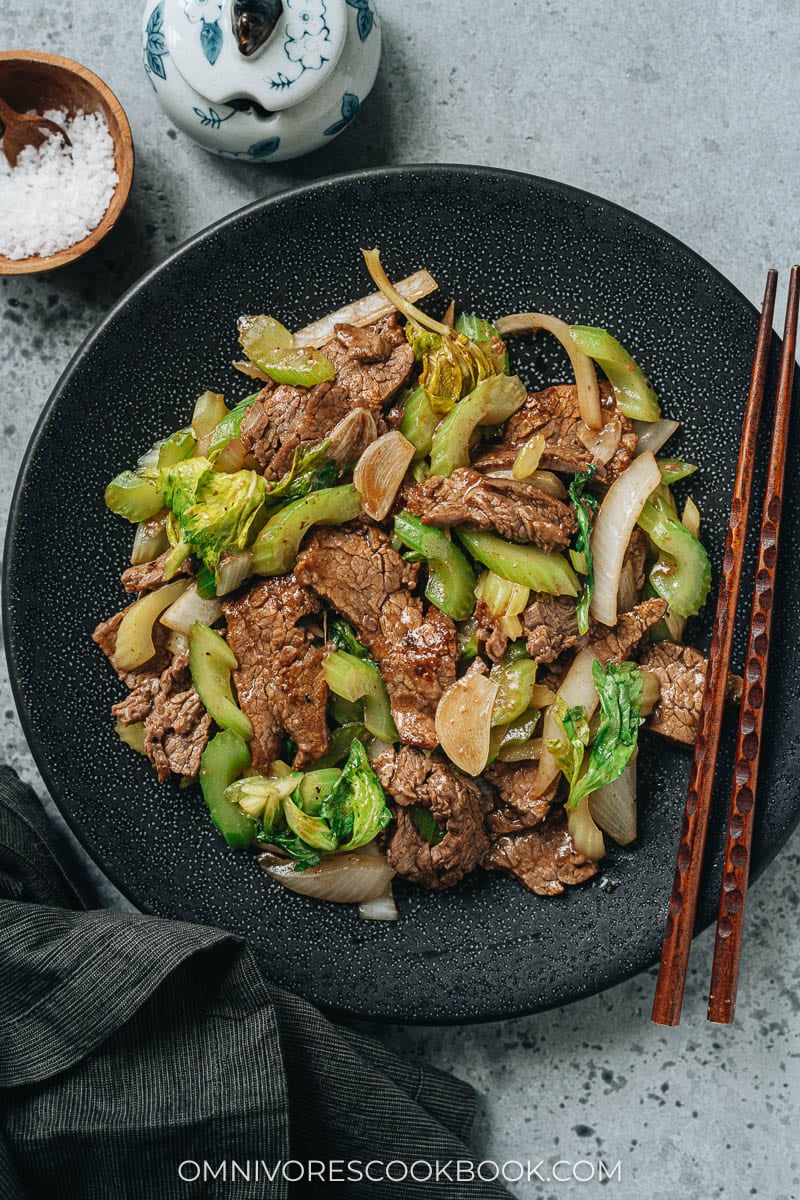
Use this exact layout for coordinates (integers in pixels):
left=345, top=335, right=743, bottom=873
left=589, top=751, right=638, bottom=846
left=533, top=647, right=599, bottom=797
left=589, top=451, right=661, bottom=627
left=294, top=269, right=439, bottom=348
left=632, top=418, right=679, bottom=456
left=435, top=672, right=498, bottom=776
left=353, top=430, right=415, bottom=520
left=495, top=312, right=602, bottom=429
left=258, top=851, right=395, bottom=902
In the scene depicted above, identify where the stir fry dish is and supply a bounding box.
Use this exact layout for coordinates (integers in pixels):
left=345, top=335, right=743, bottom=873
left=93, top=250, right=736, bottom=919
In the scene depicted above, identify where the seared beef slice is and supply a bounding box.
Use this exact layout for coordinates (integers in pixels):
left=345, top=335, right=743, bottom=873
left=639, top=641, right=743, bottom=746
left=404, top=467, right=577, bottom=551
left=295, top=524, right=458, bottom=748
left=222, top=576, right=329, bottom=771
left=374, top=746, right=489, bottom=889
left=321, top=314, right=414, bottom=409
left=485, top=810, right=599, bottom=895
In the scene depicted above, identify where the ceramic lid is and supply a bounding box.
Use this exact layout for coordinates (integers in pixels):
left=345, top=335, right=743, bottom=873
left=163, top=0, right=349, bottom=112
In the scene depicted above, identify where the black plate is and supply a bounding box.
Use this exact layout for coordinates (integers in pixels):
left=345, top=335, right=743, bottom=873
left=5, top=166, right=799, bottom=1023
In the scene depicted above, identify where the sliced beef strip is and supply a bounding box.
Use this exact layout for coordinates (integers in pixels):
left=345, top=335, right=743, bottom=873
left=484, top=762, right=557, bottom=836
left=639, top=641, right=743, bottom=746
left=523, top=594, right=582, bottom=664
left=93, top=610, right=209, bottom=780
left=474, top=599, right=509, bottom=664
left=240, top=378, right=352, bottom=479
left=222, top=576, right=329, bottom=772
left=590, top=597, right=667, bottom=663
left=403, top=467, right=577, bottom=551
left=121, top=548, right=193, bottom=594
left=374, top=745, right=489, bottom=890
left=474, top=382, right=637, bottom=483
left=320, top=313, right=414, bottom=410
left=143, top=657, right=212, bottom=782
left=484, top=810, right=599, bottom=896
left=295, top=524, right=458, bottom=748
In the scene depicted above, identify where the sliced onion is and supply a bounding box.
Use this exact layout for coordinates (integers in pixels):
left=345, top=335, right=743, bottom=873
left=534, top=648, right=599, bottom=796
left=359, top=885, right=399, bottom=921
left=293, top=269, right=439, bottom=348
left=530, top=684, right=557, bottom=707
left=441, top=298, right=456, bottom=329
left=589, top=451, right=661, bottom=626
left=233, top=359, right=269, bottom=382
left=512, top=434, right=545, bottom=479
left=131, top=513, right=168, bottom=565
left=166, top=630, right=190, bottom=659
left=353, top=430, right=415, bottom=521
left=216, top=550, right=253, bottom=597
left=633, top=418, right=679, bottom=456
left=568, top=794, right=606, bottom=860
left=160, top=582, right=222, bottom=634
left=589, top=751, right=637, bottom=846
left=435, top=671, right=499, bottom=776
left=258, top=851, right=395, bottom=903
left=214, top=437, right=247, bottom=473
left=682, top=496, right=701, bottom=539
left=579, top=415, right=622, bottom=465
left=327, top=409, right=378, bottom=470
left=495, top=312, right=602, bottom=429
left=114, top=579, right=190, bottom=673
left=485, top=467, right=567, bottom=499
left=617, top=561, right=637, bottom=613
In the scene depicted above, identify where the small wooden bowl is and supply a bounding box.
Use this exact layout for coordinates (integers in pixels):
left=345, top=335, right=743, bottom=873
left=0, top=51, right=134, bottom=275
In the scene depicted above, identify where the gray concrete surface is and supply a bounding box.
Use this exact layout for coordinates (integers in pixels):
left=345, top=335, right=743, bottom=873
left=2, top=2, right=799, bottom=1196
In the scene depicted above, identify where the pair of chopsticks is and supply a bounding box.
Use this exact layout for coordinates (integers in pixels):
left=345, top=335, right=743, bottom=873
left=652, top=266, right=799, bottom=1027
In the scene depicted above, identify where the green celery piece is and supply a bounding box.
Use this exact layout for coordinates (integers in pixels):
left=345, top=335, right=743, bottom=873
left=329, top=695, right=365, bottom=726
left=569, top=326, right=661, bottom=421
left=429, top=373, right=527, bottom=476
left=393, top=511, right=476, bottom=621
left=105, top=471, right=163, bottom=523
left=400, top=386, right=440, bottom=460
left=251, top=484, right=361, bottom=576
left=199, top=729, right=254, bottom=849
left=410, top=806, right=444, bottom=845
left=238, top=313, right=335, bottom=387
left=224, top=773, right=299, bottom=833
left=307, top=723, right=367, bottom=770
left=489, top=657, right=538, bottom=726
left=657, top=458, right=698, bottom=485
left=283, top=794, right=338, bottom=852
left=189, top=622, right=253, bottom=742
left=157, top=428, right=196, bottom=470
left=457, top=617, right=479, bottom=661
left=454, top=312, right=509, bottom=373
left=569, top=661, right=642, bottom=808
left=298, top=769, right=342, bottom=815
left=207, top=395, right=259, bottom=463
left=568, top=468, right=599, bottom=636
left=320, top=737, right=392, bottom=852
left=488, top=707, right=541, bottom=763
left=637, top=500, right=711, bottom=618
left=322, top=650, right=397, bottom=743
left=547, top=699, right=591, bottom=795
left=456, top=528, right=579, bottom=597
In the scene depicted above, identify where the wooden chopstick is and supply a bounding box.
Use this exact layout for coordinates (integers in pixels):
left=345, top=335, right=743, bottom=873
left=651, top=269, right=778, bottom=1027
left=707, top=265, right=800, bottom=1023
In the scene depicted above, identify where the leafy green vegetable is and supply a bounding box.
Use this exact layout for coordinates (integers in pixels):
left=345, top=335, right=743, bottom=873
left=393, top=511, right=476, bottom=621
left=548, top=700, right=592, bottom=797
left=224, top=772, right=300, bottom=831
left=428, top=373, right=527, bottom=476
left=238, top=314, right=335, bottom=387
left=251, top=485, right=361, bottom=576
left=267, top=830, right=323, bottom=870
left=283, top=794, right=338, bottom=851
left=457, top=617, right=479, bottom=661
left=180, top=468, right=267, bottom=580
left=307, top=722, right=367, bottom=770
left=568, top=467, right=599, bottom=636
left=298, top=769, right=342, bottom=815
left=159, top=457, right=213, bottom=520
left=656, top=458, right=698, bottom=485
left=264, top=438, right=339, bottom=508
left=410, top=806, right=444, bottom=845
left=456, top=528, right=580, bottom=597
left=320, top=737, right=392, bottom=852
left=207, top=395, right=259, bottom=463
left=406, top=323, right=500, bottom=415
left=569, top=326, right=661, bottom=421
left=330, top=618, right=375, bottom=663
left=568, top=661, right=643, bottom=808
left=192, top=391, right=229, bottom=440
left=637, top=500, right=711, bottom=618
left=454, top=313, right=509, bottom=373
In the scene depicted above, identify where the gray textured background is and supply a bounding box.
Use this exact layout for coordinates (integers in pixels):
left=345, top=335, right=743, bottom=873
left=2, top=2, right=799, bottom=1197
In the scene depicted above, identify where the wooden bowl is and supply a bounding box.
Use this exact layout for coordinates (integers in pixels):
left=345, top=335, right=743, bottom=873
left=0, top=51, right=134, bottom=275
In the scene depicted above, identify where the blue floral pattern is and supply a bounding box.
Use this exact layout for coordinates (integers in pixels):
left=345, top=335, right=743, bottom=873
left=273, top=0, right=331, bottom=87
left=193, top=105, right=238, bottom=129
left=323, top=92, right=360, bottom=136
left=247, top=137, right=281, bottom=158
left=183, top=0, right=225, bottom=65
left=345, top=0, right=374, bottom=42
left=144, top=3, right=169, bottom=81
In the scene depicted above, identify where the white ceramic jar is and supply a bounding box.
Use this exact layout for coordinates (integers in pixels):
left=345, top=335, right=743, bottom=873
left=141, top=0, right=381, bottom=161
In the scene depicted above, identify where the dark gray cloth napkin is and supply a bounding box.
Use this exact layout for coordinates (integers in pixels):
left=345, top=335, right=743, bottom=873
left=0, top=767, right=510, bottom=1199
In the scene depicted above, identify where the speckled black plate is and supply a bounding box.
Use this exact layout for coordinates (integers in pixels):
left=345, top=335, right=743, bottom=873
left=5, top=166, right=800, bottom=1023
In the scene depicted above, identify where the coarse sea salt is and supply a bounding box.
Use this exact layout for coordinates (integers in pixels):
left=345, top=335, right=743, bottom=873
left=0, top=107, right=119, bottom=261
